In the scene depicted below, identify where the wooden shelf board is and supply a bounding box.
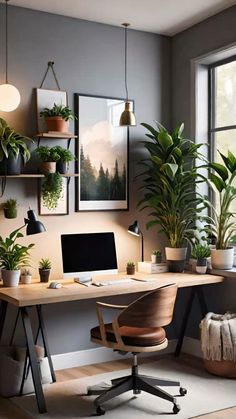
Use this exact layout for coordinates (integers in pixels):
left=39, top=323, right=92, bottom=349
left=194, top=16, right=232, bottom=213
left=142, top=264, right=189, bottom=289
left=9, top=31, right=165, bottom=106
left=35, top=132, right=77, bottom=139
left=0, top=173, right=79, bottom=178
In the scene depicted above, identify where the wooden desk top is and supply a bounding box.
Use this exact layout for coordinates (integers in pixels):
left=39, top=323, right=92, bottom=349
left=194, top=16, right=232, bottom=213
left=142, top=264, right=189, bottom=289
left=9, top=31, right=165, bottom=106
left=0, top=272, right=224, bottom=308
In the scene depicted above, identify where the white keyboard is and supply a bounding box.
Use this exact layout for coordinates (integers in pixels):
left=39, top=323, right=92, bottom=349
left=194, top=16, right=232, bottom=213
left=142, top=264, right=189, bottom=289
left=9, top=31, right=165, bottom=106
left=93, top=278, right=135, bottom=286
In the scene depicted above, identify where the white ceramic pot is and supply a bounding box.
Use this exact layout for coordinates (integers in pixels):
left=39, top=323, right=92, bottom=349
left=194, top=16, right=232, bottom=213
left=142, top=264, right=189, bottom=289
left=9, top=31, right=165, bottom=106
left=196, top=258, right=207, bottom=274
left=211, top=247, right=234, bottom=270
left=1, top=269, right=20, bottom=287
left=151, top=255, right=157, bottom=263
left=165, top=247, right=187, bottom=272
left=21, top=275, right=32, bottom=284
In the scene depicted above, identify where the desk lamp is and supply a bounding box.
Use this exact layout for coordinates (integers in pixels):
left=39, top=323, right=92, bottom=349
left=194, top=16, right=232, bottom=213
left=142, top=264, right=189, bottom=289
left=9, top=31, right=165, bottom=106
left=24, top=209, right=46, bottom=235
left=128, top=220, right=144, bottom=262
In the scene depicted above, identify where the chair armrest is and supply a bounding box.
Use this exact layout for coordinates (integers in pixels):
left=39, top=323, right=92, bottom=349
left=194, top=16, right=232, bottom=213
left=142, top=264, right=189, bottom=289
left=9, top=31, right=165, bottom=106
left=96, top=302, right=128, bottom=310
left=96, top=302, right=127, bottom=344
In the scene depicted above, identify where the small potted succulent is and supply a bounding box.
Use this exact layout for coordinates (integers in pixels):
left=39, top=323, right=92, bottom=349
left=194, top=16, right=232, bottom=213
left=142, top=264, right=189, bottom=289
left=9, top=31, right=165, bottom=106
left=40, top=103, right=76, bottom=133
left=126, top=261, right=135, bottom=275
left=35, top=146, right=60, bottom=174
left=53, top=146, right=75, bottom=174
left=20, top=268, right=32, bottom=284
left=38, top=258, right=52, bottom=283
left=151, top=250, right=162, bottom=264
left=191, top=243, right=211, bottom=274
left=1, top=198, right=18, bottom=219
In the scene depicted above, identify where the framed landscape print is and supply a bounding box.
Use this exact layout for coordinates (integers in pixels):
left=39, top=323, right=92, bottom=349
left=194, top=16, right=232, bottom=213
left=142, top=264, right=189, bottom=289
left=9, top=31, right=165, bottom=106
left=74, top=94, right=131, bottom=211
left=36, top=88, right=67, bottom=132
left=38, top=177, right=69, bottom=216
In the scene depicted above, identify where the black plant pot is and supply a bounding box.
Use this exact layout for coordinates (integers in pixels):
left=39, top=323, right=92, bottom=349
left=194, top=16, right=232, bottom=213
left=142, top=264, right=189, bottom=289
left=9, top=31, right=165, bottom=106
left=56, top=161, right=69, bottom=174
left=39, top=269, right=50, bottom=283
left=0, top=154, right=22, bottom=175
left=167, top=260, right=186, bottom=273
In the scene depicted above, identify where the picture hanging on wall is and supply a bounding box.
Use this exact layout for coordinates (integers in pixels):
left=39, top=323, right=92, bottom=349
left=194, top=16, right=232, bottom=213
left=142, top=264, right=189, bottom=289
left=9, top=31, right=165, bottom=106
left=36, top=88, right=67, bottom=133
left=74, top=94, right=131, bottom=211
left=38, top=176, right=69, bottom=216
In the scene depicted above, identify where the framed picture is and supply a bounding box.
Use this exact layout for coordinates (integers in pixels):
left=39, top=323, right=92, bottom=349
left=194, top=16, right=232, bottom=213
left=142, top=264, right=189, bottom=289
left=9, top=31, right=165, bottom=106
left=36, top=88, right=67, bottom=132
left=38, top=177, right=69, bottom=216
left=74, top=94, right=131, bottom=211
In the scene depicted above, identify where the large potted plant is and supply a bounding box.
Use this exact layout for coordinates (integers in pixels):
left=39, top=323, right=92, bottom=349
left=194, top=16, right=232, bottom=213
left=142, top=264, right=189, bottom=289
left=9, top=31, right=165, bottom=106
left=0, top=118, right=32, bottom=175
left=40, top=103, right=76, bottom=133
left=204, top=150, right=236, bottom=270
left=0, top=228, right=34, bottom=287
left=35, top=146, right=60, bottom=174
left=139, top=122, right=206, bottom=272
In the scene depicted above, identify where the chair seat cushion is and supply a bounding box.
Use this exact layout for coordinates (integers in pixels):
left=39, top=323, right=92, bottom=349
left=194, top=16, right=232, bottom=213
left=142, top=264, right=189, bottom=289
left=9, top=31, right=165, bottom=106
left=91, top=323, right=166, bottom=347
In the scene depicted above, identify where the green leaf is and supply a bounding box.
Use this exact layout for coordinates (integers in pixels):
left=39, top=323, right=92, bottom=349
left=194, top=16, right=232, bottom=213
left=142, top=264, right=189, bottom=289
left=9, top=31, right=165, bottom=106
left=158, top=131, right=173, bottom=150
left=209, top=162, right=228, bottom=181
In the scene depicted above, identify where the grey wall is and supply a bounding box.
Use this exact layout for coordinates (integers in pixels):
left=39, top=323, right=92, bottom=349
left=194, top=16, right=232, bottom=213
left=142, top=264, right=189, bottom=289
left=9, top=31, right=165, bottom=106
left=172, top=6, right=236, bottom=338
left=0, top=5, right=172, bottom=354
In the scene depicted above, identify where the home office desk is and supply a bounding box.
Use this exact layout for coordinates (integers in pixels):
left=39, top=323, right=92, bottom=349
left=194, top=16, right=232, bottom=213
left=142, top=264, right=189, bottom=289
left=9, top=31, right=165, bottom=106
left=0, top=272, right=224, bottom=413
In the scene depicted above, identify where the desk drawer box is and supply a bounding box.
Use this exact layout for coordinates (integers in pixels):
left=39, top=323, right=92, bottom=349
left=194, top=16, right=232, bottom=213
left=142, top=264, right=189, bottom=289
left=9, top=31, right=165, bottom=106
left=138, top=262, right=168, bottom=274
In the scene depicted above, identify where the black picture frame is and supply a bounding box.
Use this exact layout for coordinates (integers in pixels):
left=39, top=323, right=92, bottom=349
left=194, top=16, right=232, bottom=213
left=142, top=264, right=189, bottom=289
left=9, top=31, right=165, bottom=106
left=74, top=93, right=131, bottom=212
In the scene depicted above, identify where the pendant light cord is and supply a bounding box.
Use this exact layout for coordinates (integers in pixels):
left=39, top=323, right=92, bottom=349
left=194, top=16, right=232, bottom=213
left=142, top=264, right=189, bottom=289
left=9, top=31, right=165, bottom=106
left=123, top=23, right=129, bottom=102
left=5, top=0, right=9, bottom=84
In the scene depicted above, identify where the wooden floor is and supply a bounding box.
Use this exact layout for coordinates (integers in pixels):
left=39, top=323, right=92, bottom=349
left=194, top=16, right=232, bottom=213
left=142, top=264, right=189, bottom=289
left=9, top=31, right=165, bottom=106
left=0, top=355, right=235, bottom=418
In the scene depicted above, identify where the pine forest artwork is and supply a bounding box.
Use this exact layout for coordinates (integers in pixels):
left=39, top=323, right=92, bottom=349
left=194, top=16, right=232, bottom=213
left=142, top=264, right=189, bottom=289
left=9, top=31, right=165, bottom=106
left=75, top=94, right=130, bottom=211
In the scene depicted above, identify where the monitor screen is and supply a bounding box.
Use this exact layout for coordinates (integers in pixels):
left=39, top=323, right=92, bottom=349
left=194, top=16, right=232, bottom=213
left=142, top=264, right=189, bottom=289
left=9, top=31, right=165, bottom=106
left=61, top=232, right=118, bottom=278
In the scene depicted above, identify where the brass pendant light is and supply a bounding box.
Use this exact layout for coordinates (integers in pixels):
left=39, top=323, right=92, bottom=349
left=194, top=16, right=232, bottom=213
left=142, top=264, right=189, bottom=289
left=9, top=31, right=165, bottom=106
left=0, top=0, right=20, bottom=112
left=119, top=23, right=136, bottom=127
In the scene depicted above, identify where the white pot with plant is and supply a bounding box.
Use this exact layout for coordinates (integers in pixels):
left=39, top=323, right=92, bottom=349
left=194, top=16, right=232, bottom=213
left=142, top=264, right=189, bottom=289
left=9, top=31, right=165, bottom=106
left=139, top=122, right=207, bottom=272
left=151, top=250, right=162, bottom=264
left=191, top=242, right=211, bottom=274
left=204, top=151, right=236, bottom=270
left=0, top=228, right=34, bottom=287
left=35, top=146, right=60, bottom=174
left=20, top=268, right=32, bottom=284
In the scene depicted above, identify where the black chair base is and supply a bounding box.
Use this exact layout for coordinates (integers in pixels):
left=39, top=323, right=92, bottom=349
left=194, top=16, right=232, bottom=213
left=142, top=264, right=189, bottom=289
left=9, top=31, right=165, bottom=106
left=93, top=355, right=186, bottom=415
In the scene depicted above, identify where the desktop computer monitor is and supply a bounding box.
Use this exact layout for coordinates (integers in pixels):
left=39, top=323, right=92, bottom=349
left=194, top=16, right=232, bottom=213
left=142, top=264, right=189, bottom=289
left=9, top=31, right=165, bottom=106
left=61, top=232, right=118, bottom=279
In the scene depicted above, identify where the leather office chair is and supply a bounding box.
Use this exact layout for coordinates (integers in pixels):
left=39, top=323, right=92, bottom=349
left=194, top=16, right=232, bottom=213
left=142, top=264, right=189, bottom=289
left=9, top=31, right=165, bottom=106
left=90, top=283, right=186, bottom=415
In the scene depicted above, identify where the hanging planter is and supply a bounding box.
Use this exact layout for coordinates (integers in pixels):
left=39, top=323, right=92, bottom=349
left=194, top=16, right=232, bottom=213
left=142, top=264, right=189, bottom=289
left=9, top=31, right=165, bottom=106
left=2, top=198, right=18, bottom=219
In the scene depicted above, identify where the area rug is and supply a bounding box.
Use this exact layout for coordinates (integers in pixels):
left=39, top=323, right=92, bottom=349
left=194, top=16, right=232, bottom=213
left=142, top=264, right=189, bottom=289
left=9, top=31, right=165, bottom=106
left=11, top=357, right=236, bottom=419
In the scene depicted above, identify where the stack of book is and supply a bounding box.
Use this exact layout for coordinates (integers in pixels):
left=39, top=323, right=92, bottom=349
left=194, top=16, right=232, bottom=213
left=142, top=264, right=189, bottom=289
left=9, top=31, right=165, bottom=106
left=138, top=261, right=168, bottom=274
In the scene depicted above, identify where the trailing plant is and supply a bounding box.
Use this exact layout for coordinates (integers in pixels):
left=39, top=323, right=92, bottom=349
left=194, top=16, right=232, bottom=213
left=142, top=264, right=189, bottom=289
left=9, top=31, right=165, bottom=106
left=35, top=146, right=60, bottom=162
left=39, top=258, right=52, bottom=270
left=53, top=146, right=75, bottom=162
left=138, top=122, right=207, bottom=248
left=41, top=172, right=63, bottom=209
left=191, top=243, right=211, bottom=260
left=203, top=150, right=236, bottom=249
left=40, top=104, right=76, bottom=121
left=0, top=118, right=33, bottom=164
left=0, top=228, right=34, bottom=270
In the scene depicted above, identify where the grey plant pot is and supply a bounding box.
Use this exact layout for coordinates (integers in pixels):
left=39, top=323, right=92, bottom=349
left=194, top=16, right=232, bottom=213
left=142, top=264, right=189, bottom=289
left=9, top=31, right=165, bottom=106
left=39, top=269, right=50, bottom=283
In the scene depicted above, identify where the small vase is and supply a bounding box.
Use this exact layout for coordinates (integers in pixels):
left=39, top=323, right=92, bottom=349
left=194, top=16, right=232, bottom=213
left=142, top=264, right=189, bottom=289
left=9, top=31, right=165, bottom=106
left=151, top=255, right=157, bottom=264
left=196, top=258, right=207, bottom=274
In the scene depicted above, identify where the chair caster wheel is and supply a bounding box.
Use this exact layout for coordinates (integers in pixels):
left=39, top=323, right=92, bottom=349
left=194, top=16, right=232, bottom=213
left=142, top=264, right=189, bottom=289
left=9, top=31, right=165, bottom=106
left=180, top=387, right=187, bottom=396
left=173, top=404, right=181, bottom=414
left=96, top=406, right=105, bottom=416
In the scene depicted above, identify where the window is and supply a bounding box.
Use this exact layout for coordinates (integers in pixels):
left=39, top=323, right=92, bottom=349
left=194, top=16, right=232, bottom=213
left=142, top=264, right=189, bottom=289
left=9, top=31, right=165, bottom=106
left=209, top=57, right=236, bottom=163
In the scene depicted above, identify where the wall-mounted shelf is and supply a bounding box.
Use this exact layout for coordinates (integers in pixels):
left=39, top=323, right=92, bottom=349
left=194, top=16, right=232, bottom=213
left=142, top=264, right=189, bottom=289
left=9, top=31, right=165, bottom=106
left=35, top=132, right=78, bottom=148
left=0, top=174, right=79, bottom=178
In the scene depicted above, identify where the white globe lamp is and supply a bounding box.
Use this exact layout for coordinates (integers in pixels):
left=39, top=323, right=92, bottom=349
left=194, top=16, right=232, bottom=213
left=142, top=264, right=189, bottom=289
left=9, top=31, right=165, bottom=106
left=0, top=83, right=21, bottom=112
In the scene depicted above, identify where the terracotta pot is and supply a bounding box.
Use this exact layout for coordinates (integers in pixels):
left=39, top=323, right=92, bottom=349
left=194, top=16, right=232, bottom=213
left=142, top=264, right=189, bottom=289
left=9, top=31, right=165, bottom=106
left=40, top=162, right=56, bottom=174
left=45, top=117, right=69, bottom=133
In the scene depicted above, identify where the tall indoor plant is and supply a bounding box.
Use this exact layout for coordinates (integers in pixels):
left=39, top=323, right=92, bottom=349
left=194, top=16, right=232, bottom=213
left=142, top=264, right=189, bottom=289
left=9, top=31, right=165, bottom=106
left=0, top=118, right=32, bottom=175
left=204, top=150, right=236, bottom=269
left=139, top=122, right=206, bottom=272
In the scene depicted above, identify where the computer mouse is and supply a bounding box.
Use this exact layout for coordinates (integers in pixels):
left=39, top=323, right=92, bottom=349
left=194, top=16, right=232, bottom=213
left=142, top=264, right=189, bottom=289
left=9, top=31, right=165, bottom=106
left=48, top=282, right=62, bottom=289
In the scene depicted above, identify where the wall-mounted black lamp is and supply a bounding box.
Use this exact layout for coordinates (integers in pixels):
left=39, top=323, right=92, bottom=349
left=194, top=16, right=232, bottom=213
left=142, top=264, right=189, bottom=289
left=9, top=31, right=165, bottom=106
left=24, top=209, right=46, bottom=236
left=128, top=220, right=144, bottom=261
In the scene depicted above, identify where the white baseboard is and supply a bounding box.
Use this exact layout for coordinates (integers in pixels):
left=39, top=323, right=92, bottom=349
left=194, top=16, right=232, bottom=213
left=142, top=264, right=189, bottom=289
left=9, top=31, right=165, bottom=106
left=52, top=338, right=202, bottom=371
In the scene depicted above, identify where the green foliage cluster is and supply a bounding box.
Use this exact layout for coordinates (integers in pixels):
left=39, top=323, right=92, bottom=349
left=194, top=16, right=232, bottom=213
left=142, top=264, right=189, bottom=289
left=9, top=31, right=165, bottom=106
left=1, top=198, right=17, bottom=209
left=40, top=104, right=76, bottom=121
left=21, top=268, right=32, bottom=275
left=203, top=150, right=236, bottom=249
left=152, top=249, right=161, bottom=256
left=191, top=243, right=211, bottom=260
left=42, top=172, right=63, bottom=209
left=80, top=147, right=126, bottom=201
left=0, top=228, right=34, bottom=271
left=139, top=122, right=206, bottom=248
left=0, top=118, right=32, bottom=164
left=53, top=146, right=75, bottom=162
left=36, top=146, right=60, bottom=162
left=126, top=261, right=135, bottom=268
left=39, top=258, right=52, bottom=270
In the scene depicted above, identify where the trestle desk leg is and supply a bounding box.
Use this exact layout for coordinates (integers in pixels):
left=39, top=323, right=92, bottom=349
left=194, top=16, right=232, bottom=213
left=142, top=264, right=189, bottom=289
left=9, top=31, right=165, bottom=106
left=174, top=288, right=196, bottom=357
left=0, top=301, right=8, bottom=342
left=36, top=305, right=56, bottom=382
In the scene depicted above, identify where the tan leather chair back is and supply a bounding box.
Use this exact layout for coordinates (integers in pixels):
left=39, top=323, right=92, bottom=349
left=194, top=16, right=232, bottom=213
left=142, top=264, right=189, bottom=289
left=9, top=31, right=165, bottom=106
left=118, top=283, right=177, bottom=328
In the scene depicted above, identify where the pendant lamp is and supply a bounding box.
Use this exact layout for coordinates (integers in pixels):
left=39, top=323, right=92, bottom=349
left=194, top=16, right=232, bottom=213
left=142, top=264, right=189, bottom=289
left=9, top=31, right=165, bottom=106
left=119, top=23, right=136, bottom=127
left=0, top=0, right=20, bottom=112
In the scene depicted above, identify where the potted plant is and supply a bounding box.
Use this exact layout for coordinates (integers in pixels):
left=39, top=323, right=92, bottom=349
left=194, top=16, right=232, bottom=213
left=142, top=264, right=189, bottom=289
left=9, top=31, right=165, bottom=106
left=151, top=250, right=162, bottom=264
left=203, top=150, right=236, bottom=270
left=41, top=172, right=63, bottom=209
left=20, top=268, right=32, bottom=284
left=0, top=118, right=32, bottom=175
left=191, top=243, right=211, bottom=274
left=39, top=258, right=52, bottom=282
left=1, top=198, right=18, bottom=219
left=53, top=146, right=75, bottom=174
left=139, top=122, right=206, bottom=272
left=40, top=103, right=76, bottom=133
left=0, top=228, right=34, bottom=287
left=126, top=261, right=135, bottom=275
left=35, top=146, right=60, bottom=174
